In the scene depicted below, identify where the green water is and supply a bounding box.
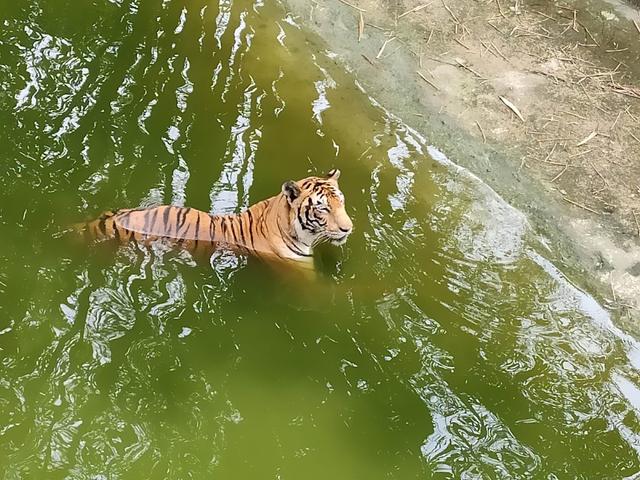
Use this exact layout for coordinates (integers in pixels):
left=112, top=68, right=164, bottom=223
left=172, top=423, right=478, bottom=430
left=2, top=0, right=640, bottom=478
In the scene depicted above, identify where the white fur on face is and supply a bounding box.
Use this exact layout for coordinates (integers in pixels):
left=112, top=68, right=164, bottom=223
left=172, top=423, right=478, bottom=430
left=289, top=179, right=352, bottom=251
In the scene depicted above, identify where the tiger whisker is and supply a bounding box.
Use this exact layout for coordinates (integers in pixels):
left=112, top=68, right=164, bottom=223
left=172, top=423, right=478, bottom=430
left=312, top=236, right=326, bottom=247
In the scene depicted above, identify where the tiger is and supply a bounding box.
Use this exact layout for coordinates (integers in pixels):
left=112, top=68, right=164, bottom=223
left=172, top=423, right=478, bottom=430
left=76, top=169, right=353, bottom=270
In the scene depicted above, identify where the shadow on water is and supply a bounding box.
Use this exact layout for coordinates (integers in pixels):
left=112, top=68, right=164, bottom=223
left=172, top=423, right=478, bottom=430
left=1, top=0, right=640, bottom=478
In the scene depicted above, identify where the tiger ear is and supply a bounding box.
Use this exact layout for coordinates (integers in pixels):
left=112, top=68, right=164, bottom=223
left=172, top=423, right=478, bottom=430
left=326, top=168, right=341, bottom=181
left=282, top=181, right=301, bottom=204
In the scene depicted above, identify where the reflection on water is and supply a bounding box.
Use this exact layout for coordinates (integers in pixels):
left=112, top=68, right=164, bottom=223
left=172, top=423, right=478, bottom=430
left=1, top=0, right=640, bottom=478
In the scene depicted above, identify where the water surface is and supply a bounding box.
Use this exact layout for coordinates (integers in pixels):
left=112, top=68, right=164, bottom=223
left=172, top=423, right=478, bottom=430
left=2, top=0, right=640, bottom=478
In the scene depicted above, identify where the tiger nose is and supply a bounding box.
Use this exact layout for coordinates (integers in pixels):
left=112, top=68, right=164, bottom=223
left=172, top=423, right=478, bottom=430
left=339, top=217, right=353, bottom=233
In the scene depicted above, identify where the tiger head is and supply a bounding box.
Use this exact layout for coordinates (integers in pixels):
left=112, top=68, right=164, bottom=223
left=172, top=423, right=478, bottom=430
left=281, top=169, right=353, bottom=248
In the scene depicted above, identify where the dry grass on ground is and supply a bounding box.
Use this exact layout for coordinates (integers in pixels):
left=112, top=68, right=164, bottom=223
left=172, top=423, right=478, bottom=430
left=340, top=0, right=640, bottom=238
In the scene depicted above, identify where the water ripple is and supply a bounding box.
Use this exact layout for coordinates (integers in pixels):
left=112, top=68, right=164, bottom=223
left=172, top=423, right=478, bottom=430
left=2, top=0, right=640, bottom=477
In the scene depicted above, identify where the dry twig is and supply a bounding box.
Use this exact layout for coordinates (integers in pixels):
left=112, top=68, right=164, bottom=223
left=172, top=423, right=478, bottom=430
left=609, top=83, right=640, bottom=99
left=543, top=143, right=557, bottom=162
left=560, top=110, right=587, bottom=120
left=499, top=96, right=525, bottom=122
left=563, top=197, right=598, bottom=214
left=361, top=54, right=375, bottom=65
left=425, top=29, right=434, bottom=47
left=337, top=0, right=366, bottom=12
left=416, top=71, right=440, bottom=91
left=475, top=121, right=487, bottom=143
left=398, top=3, right=432, bottom=19
left=569, top=149, right=592, bottom=158
left=441, top=0, right=460, bottom=23
left=455, top=59, right=484, bottom=78
left=590, top=162, right=609, bottom=190
left=489, top=41, right=508, bottom=61
left=576, top=131, right=597, bottom=146
left=551, top=164, right=569, bottom=182
left=365, top=22, right=386, bottom=31
left=583, top=25, right=599, bottom=46
left=454, top=38, right=471, bottom=50
left=610, top=111, right=622, bottom=131
left=376, top=37, right=395, bottom=59
left=533, top=10, right=555, bottom=21
left=487, top=21, right=506, bottom=36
